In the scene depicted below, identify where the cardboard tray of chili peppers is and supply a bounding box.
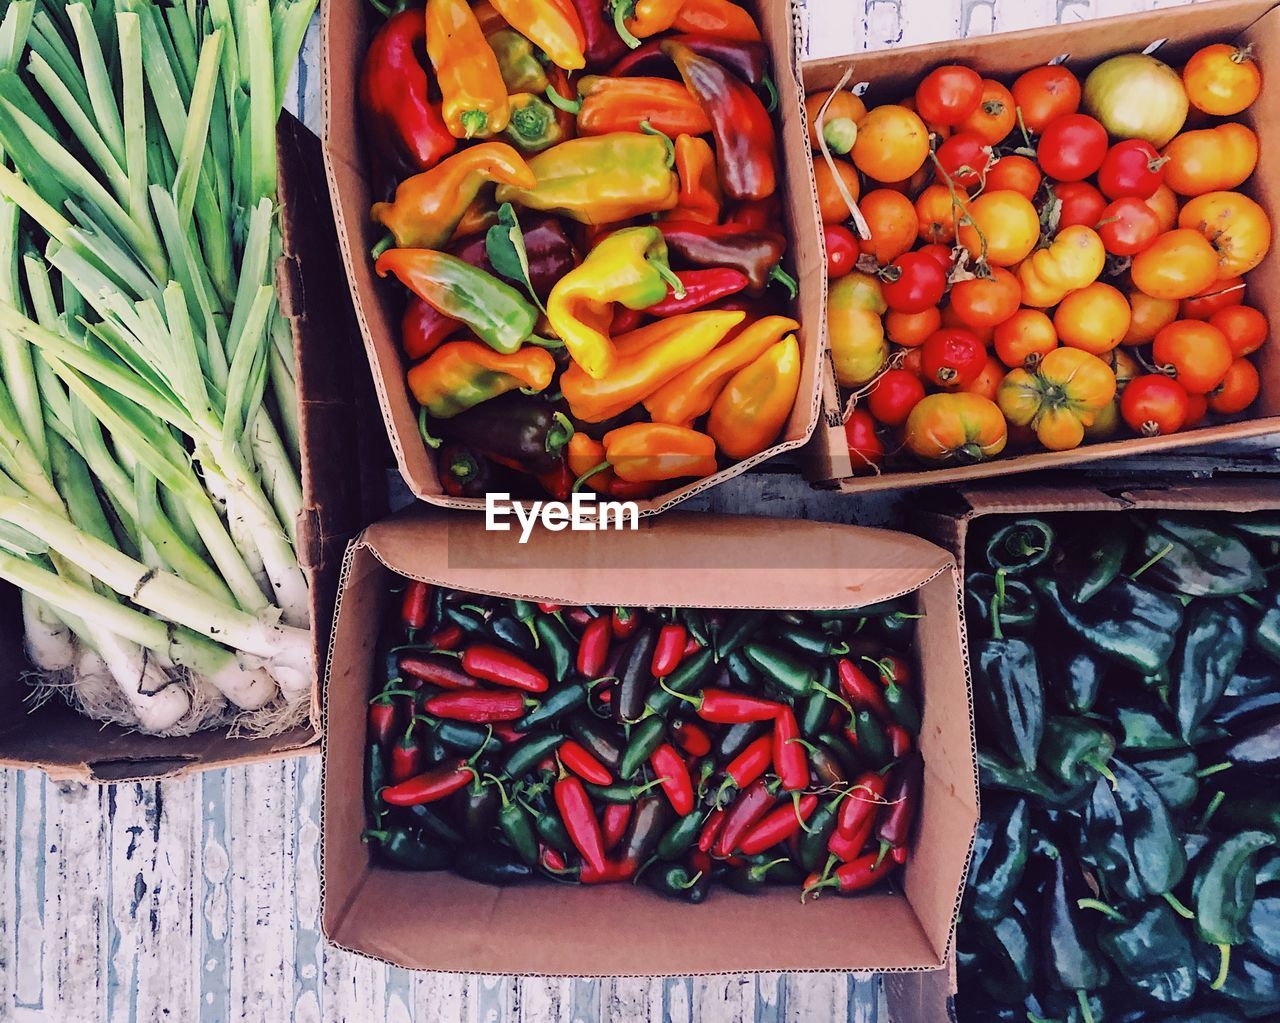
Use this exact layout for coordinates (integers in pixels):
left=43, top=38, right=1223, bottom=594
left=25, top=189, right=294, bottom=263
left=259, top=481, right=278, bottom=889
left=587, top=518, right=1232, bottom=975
left=320, top=0, right=828, bottom=514
left=319, top=510, right=977, bottom=974
left=800, top=0, right=1280, bottom=493
left=875, top=477, right=1280, bottom=1022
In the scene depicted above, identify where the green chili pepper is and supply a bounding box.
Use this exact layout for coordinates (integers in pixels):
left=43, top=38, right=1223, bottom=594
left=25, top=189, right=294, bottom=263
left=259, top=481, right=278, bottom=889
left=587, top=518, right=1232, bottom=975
left=852, top=709, right=891, bottom=769
left=1110, top=693, right=1186, bottom=752
left=533, top=614, right=575, bottom=684
left=1196, top=945, right=1280, bottom=1007
left=774, top=625, right=850, bottom=658
left=503, top=732, right=565, bottom=776
left=1141, top=515, right=1265, bottom=596
left=715, top=610, right=767, bottom=660
left=656, top=811, right=703, bottom=860
left=726, top=856, right=800, bottom=893
left=715, top=720, right=766, bottom=762
left=1171, top=598, right=1248, bottom=742
left=1109, top=758, right=1187, bottom=896
left=1078, top=898, right=1196, bottom=1005
left=865, top=655, right=921, bottom=734
left=528, top=803, right=574, bottom=853
left=363, top=826, right=453, bottom=871
left=367, top=741, right=388, bottom=822
left=620, top=714, right=666, bottom=779
left=742, top=642, right=816, bottom=699
left=403, top=803, right=463, bottom=846
left=1084, top=774, right=1146, bottom=903
left=644, top=649, right=714, bottom=717
left=980, top=518, right=1055, bottom=576
left=800, top=791, right=844, bottom=872
left=489, top=776, right=539, bottom=866
left=1193, top=830, right=1276, bottom=990
left=585, top=776, right=666, bottom=804
left=619, top=795, right=673, bottom=869
left=459, top=780, right=500, bottom=843
left=1036, top=576, right=1183, bottom=676
left=514, top=680, right=587, bottom=732
left=967, top=796, right=1030, bottom=924
left=800, top=662, right=840, bottom=740
left=682, top=608, right=710, bottom=647
left=455, top=843, right=535, bottom=885
left=614, top=625, right=659, bottom=723
left=645, top=861, right=711, bottom=902
left=724, top=649, right=761, bottom=689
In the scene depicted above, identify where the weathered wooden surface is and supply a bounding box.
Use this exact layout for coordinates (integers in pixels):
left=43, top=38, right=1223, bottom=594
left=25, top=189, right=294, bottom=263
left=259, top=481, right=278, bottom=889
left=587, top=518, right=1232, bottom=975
left=1, top=1, right=1268, bottom=1021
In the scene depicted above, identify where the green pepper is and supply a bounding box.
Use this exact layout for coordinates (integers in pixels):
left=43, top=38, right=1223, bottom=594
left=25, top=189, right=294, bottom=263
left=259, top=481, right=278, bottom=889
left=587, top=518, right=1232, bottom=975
left=367, top=741, right=388, bottom=823
left=1109, top=693, right=1186, bottom=752
left=529, top=803, right=574, bottom=853
left=742, top=642, right=816, bottom=699
left=1036, top=576, right=1183, bottom=675
left=972, top=905, right=1036, bottom=1003
left=490, top=777, right=539, bottom=866
left=644, top=649, right=713, bottom=717
left=402, top=803, right=463, bottom=846
left=514, top=680, right=586, bottom=732
left=1247, top=893, right=1280, bottom=966
left=852, top=709, right=891, bottom=768
left=488, top=613, right=538, bottom=655
left=644, top=860, right=711, bottom=902
left=1042, top=851, right=1110, bottom=1012
left=724, top=649, right=760, bottom=689
left=566, top=713, right=624, bottom=772
left=533, top=614, right=575, bottom=684
left=656, top=811, right=702, bottom=860
left=363, top=826, right=453, bottom=871
left=1110, top=758, right=1188, bottom=896
left=455, top=843, right=535, bottom=885
left=1255, top=590, right=1280, bottom=667
left=502, top=732, right=565, bottom=776
left=1214, top=653, right=1280, bottom=728
left=865, top=656, right=922, bottom=734
left=1234, top=514, right=1280, bottom=540
left=620, top=713, right=666, bottom=780
left=1196, top=945, right=1280, bottom=1006
left=799, top=790, right=843, bottom=873
left=1193, top=831, right=1277, bottom=989
left=715, top=610, right=767, bottom=660
left=1085, top=900, right=1196, bottom=1006
left=1060, top=525, right=1127, bottom=604
left=1045, top=643, right=1108, bottom=715
left=774, top=624, right=850, bottom=658
left=1257, top=848, right=1280, bottom=886
left=1084, top=775, right=1146, bottom=903
left=973, top=618, right=1044, bottom=772
left=714, top=720, right=766, bottom=762
left=979, top=518, right=1055, bottom=576
left=458, top=779, right=500, bottom=843
left=1218, top=797, right=1280, bottom=838
left=1140, top=514, right=1265, bottom=596
left=726, top=856, right=799, bottom=893
left=1171, top=598, right=1247, bottom=743
left=967, top=573, right=1040, bottom=634
left=800, top=662, right=840, bottom=739
left=1041, top=716, right=1116, bottom=788
left=978, top=751, right=1092, bottom=810
left=1131, top=748, right=1200, bottom=813
left=967, top=796, right=1030, bottom=924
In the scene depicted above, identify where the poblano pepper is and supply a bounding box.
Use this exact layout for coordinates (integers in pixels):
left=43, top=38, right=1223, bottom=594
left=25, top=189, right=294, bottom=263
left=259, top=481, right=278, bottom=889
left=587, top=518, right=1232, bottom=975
left=1035, top=576, right=1183, bottom=676
left=973, top=904, right=1037, bottom=1005
left=1140, top=515, right=1265, bottom=596
left=1192, top=830, right=1276, bottom=990
left=967, top=573, right=1039, bottom=635
left=1247, top=893, right=1280, bottom=967
left=973, top=603, right=1044, bottom=771
left=1041, top=716, right=1117, bottom=789
left=1042, top=850, right=1110, bottom=1019
left=1045, top=642, right=1108, bottom=715
left=1171, top=598, right=1248, bottom=743
left=1085, top=774, right=1146, bottom=903
left=979, top=518, right=1056, bottom=576
left=1079, top=899, right=1196, bottom=1007
left=1059, top=525, right=1128, bottom=604
left=1131, top=749, right=1202, bottom=813
left=967, top=796, right=1031, bottom=924
left=1109, top=758, right=1187, bottom=896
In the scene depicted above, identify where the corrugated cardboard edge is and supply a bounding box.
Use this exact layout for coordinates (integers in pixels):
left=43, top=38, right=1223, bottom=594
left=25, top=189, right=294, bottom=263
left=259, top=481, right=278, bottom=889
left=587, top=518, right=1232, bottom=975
left=319, top=0, right=827, bottom=516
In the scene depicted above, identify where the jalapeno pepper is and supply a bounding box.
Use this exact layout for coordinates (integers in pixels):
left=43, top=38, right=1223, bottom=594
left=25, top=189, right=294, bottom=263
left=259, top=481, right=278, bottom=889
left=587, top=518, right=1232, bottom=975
left=649, top=742, right=694, bottom=815
left=382, top=758, right=477, bottom=806
left=772, top=705, right=809, bottom=791
left=364, top=826, right=453, bottom=871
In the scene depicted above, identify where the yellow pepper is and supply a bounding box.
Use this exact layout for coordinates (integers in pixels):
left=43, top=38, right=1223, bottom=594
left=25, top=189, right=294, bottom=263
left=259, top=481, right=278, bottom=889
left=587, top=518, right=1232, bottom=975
left=643, top=315, right=799, bottom=426
left=490, top=0, right=586, bottom=70
left=603, top=422, right=718, bottom=482
left=407, top=340, right=556, bottom=418
left=1018, top=225, right=1106, bottom=308
left=707, top=334, right=801, bottom=460
left=562, top=310, right=745, bottom=422
left=425, top=0, right=510, bottom=138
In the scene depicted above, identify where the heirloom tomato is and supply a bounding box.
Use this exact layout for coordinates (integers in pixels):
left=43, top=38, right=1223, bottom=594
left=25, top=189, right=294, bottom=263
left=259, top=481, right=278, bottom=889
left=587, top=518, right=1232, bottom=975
left=950, top=267, right=1021, bottom=329
left=1130, top=229, right=1219, bottom=300
left=904, top=392, right=1007, bottom=462
left=1178, top=191, right=1273, bottom=277
left=1037, top=114, right=1109, bottom=182
left=958, top=190, right=1039, bottom=266
left=1162, top=124, right=1258, bottom=196
left=1152, top=320, right=1234, bottom=394
left=1011, top=64, right=1081, bottom=134
left=1183, top=43, right=1262, bottom=116
left=828, top=273, right=889, bottom=388
left=825, top=225, right=859, bottom=279
left=853, top=105, right=930, bottom=184
left=858, top=189, right=918, bottom=263
left=997, top=347, right=1117, bottom=451
left=994, top=309, right=1058, bottom=369
left=1145, top=184, right=1180, bottom=232
left=1181, top=277, right=1245, bottom=320
left=921, top=327, right=986, bottom=388
left=935, top=132, right=991, bottom=190
left=1122, top=291, right=1179, bottom=346
left=1121, top=375, right=1189, bottom=435
left=1018, top=225, right=1105, bottom=307
left=963, top=355, right=1006, bottom=402
left=1054, top=283, right=1131, bottom=355
left=1083, top=53, right=1188, bottom=148
left=1097, top=197, right=1162, bottom=256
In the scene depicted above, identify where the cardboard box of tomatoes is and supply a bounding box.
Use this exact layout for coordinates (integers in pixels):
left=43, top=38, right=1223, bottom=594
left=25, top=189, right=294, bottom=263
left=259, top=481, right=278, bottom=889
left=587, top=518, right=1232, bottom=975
left=802, top=0, right=1280, bottom=493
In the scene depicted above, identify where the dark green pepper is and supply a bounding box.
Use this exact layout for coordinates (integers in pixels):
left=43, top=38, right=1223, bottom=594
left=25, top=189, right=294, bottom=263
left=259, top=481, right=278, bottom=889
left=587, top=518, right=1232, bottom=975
left=1036, top=577, right=1183, bottom=676
left=774, top=624, right=850, bottom=658
left=1247, top=893, right=1280, bottom=967
left=1171, top=598, right=1247, bottom=742
left=1084, top=775, right=1145, bottom=903
left=852, top=709, right=891, bottom=768
left=529, top=803, right=574, bottom=853
left=1218, top=798, right=1280, bottom=838
left=726, top=856, right=800, bottom=894
left=644, top=649, right=714, bottom=717
left=1084, top=900, right=1196, bottom=1006
left=457, top=779, right=500, bottom=843
left=619, top=794, right=672, bottom=869
left=980, top=518, right=1055, bottom=576
left=973, top=905, right=1036, bottom=1003
left=490, top=777, right=539, bottom=866
left=644, top=860, right=711, bottom=902
left=1193, top=831, right=1277, bottom=989
left=973, top=620, right=1044, bottom=772
left=614, top=626, right=658, bottom=723
left=1041, top=715, right=1116, bottom=789
left=488, top=613, right=538, bottom=655
left=724, top=649, right=760, bottom=689
left=715, top=610, right=766, bottom=660
left=800, top=662, right=840, bottom=740
left=1140, top=514, right=1265, bottom=596
left=967, top=573, right=1039, bottom=634
left=799, top=790, right=843, bottom=872
left=1214, top=653, right=1280, bottom=728
left=1222, top=713, right=1280, bottom=773
left=978, top=751, right=1092, bottom=810
left=1131, top=748, right=1201, bottom=813
left=1255, top=591, right=1280, bottom=666
left=967, top=796, right=1030, bottom=924
left=402, top=803, right=463, bottom=846
left=533, top=613, right=575, bottom=684
left=714, top=719, right=766, bottom=762
left=454, top=843, right=535, bottom=885
left=514, top=679, right=588, bottom=731
left=620, top=714, right=666, bottom=780
left=364, top=826, right=452, bottom=871
left=502, top=732, right=565, bottom=776
left=864, top=655, right=921, bottom=734
left=1108, top=694, right=1186, bottom=752
left=1060, top=525, right=1127, bottom=604
left=742, top=642, right=816, bottom=699
left=1045, top=643, right=1108, bottom=715
left=367, top=741, right=388, bottom=822
left=656, top=811, right=703, bottom=860
left=1042, top=851, right=1110, bottom=1008
left=1195, top=945, right=1280, bottom=1006
left=1110, top=758, right=1187, bottom=896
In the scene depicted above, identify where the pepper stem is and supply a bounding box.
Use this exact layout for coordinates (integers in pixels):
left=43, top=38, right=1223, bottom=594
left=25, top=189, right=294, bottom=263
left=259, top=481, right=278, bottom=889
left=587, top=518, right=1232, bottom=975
left=361, top=829, right=388, bottom=843
left=370, top=231, right=396, bottom=261
left=546, top=412, right=575, bottom=457
left=1075, top=898, right=1125, bottom=922
left=989, top=594, right=1004, bottom=641
left=460, top=109, right=488, bottom=139
left=572, top=460, right=612, bottom=494
left=761, top=74, right=779, bottom=114
left=769, top=264, right=798, bottom=299
left=675, top=869, right=704, bottom=890
left=610, top=0, right=642, bottom=49
left=874, top=839, right=891, bottom=869
left=650, top=256, right=687, bottom=298
left=829, top=641, right=850, bottom=656
left=1075, top=990, right=1094, bottom=1023
left=812, top=682, right=853, bottom=715
left=1211, top=942, right=1231, bottom=991
left=369, top=689, right=418, bottom=702
left=1194, top=761, right=1233, bottom=779
left=1198, top=789, right=1226, bottom=830
left=544, top=83, right=582, bottom=114
left=659, top=678, right=701, bottom=708
left=639, top=119, right=675, bottom=167
left=1163, top=892, right=1196, bottom=920
left=1129, top=541, right=1174, bottom=581
left=484, top=773, right=510, bottom=805
left=1082, top=755, right=1117, bottom=789
left=791, top=790, right=815, bottom=834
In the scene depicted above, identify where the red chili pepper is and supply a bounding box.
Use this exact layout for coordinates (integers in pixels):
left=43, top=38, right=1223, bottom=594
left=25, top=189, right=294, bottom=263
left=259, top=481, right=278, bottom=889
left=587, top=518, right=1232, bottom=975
left=541, top=845, right=570, bottom=873
left=462, top=644, right=549, bottom=693
left=650, top=742, right=695, bottom=816
left=698, top=808, right=726, bottom=853
left=390, top=725, right=427, bottom=784
left=892, top=845, right=909, bottom=865
left=887, top=724, right=913, bottom=758
left=876, top=753, right=923, bottom=863
left=576, top=616, right=612, bottom=678
left=566, top=607, right=594, bottom=628
left=651, top=623, right=688, bottom=677
left=567, top=0, right=630, bottom=69
left=689, top=849, right=714, bottom=878
left=554, top=773, right=607, bottom=874
left=682, top=636, right=703, bottom=657
left=657, top=220, right=786, bottom=296
left=609, top=33, right=768, bottom=86
left=581, top=858, right=636, bottom=884
left=647, top=269, right=749, bottom=317
left=559, top=738, right=614, bottom=786
left=722, top=734, right=772, bottom=791
left=368, top=694, right=404, bottom=749
left=402, top=296, right=459, bottom=360
left=829, top=816, right=874, bottom=863
left=611, top=607, right=640, bottom=639
left=538, top=461, right=575, bottom=502
left=772, top=705, right=809, bottom=791
left=739, top=793, right=818, bottom=856
left=422, top=690, right=527, bottom=722
left=838, top=772, right=888, bottom=839
left=381, top=758, right=474, bottom=806
left=837, top=658, right=890, bottom=720
left=602, top=802, right=633, bottom=851
left=490, top=723, right=526, bottom=744
left=728, top=197, right=781, bottom=232
left=400, top=580, right=432, bottom=630
left=671, top=718, right=711, bottom=757
left=538, top=602, right=562, bottom=614
left=425, top=623, right=464, bottom=651
left=713, top=777, right=775, bottom=857
left=399, top=653, right=480, bottom=691
left=804, top=853, right=899, bottom=898
left=610, top=304, right=647, bottom=336
left=696, top=689, right=782, bottom=724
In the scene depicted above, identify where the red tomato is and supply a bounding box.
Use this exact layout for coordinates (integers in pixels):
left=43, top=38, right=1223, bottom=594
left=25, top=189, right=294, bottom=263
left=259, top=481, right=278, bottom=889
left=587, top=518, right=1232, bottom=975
left=1208, top=358, right=1261, bottom=414
left=886, top=307, right=943, bottom=348
left=867, top=368, right=927, bottom=426
left=985, top=155, right=1042, bottom=200
left=1152, top=320, right=1234, bottom=395
left=844, top=409, right=885, bottom=473
left=1097, top=197, right=1162, bottom=256
left=915, top=65, right=984, bottom=126
left=1184, top=391, right=1209, bottom=428
left=962, top=355, right=1006, bottom=402
left=1012, top=64, right=1082, bottom=134
left=921, top=328, right=986, bottom=388
left=881, top=251, right=947, bottom=314
left=1097, top=140, right=1166, bottom=200
left=1052, top=181, right=1107, bottom=231
left=1211, top=304, right=1268, bottom=358
left=958, top=80, right=1017, bottom=145
left=935, top=132, right=991, bottom=190
left=949, top=267, right=1022, bottom=329
left=1037, top=114, right=1109, bottom=182
left=1121, top=375, right=1190, bottom=436
left=1182, top=278, right=1246, bottom=320
left=824, top=224, right=859, bottom=279
left=917, top=243, right=955, bottom=272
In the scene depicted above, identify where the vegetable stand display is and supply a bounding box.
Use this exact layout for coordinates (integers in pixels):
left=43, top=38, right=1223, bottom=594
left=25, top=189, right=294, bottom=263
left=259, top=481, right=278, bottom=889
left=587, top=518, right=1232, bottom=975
left=322, top=0, right=829, bottom=514
left=803, top=0, right=1280, bottom=493
left=321, top=511, right=976, bottom=975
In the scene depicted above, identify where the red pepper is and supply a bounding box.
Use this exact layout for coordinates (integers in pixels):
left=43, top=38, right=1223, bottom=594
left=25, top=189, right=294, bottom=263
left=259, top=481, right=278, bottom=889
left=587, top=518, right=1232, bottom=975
left=426, top=623, right=464, bottom=651
left=688, top=849, right=713, bottom=878
left=892, top=845, right=909, bottom=866
left=650, top=742, right=695, bottom=815
left=647, top=268, right=749, bottom=317
left=462, top=644, right=549, bottom=693
left=612, top=607, right=640, bottom=639
left=402, top=296, right=459, bottom=360
left=722, top=734, right=772, bottom=792
left=581, top=858, right=635, bottom=884
left=359, top=10, right=455, bottom=185
left=576, top=616, right=612, bottom=678
left=837, top=658, right=890, bottom=721
left=713, top=777, right=775, bottom=857
left=772, top=705, right=809, bottom=791
left=566, top=607, right=594, bottom=628
left=559, top=738, right=614, bottom=785
left=739, top=793, right=818, bottom=856
left=728, top=197, right=781, bottom=232
left=682, top=636, right=703, bottom=657
left=538, top=461, right=575, bottom=502
left=876, top=653, right=914, bottom=688
left=382, top=758, right=475, bottom=806
left=657, top=220, right=787, bottom=295
left=804, top=853, right=899, bottom=898
left=602, top=802, right=632, bottom=851
left=608, top=33, right=768, bottom=86
left=838, top=772, right=888, bottom=839
left=422, top=690, right=527, bottom=722
left=541, top=846, right=570, bottom=874
left=671, top=718, right=711, bottom=757
left=876, top=753, right=922, bottom=863
left=651, top=623, right=688, bottom=677
left=887, top=724, right=913, bottom=758
left=368, top=693, right=405, bottom=749
left=610, top=305, right=647, bottom=335
left=490, top=723, right=526, bottom=743
left=567, top=0, right=630, bottom=70
left=399, top=653, right=480, bottom=691
left=697, top=807, right=726, bottom=853
left=661, top=41, right=776, bottom=201
left=554, top=773, right=607, bottom=874
left=693, top=689, right=782, bottom=724
left=538, top=602, right=563, bottom=614
left=400, top=580, right=432, bottom=630
left=390, top=724, right=427, bottom=784
left=829, top=816, right=874, bottom=863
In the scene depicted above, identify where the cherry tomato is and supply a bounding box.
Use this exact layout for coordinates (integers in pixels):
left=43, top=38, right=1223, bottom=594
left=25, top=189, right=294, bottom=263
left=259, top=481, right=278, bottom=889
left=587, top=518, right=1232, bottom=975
left=881, top=251, right=947, bottom=314
left=994, top=308, right=1057, bottom=369
left=1121, top=375, right=1189, bottom=436
left=1052, top=181, right=1107, bottom=231
left=814, top=159, right=862, bottom=224
left=1184, top=391, right=1210, bottom=428
left=1097, top=197, right=1162, bottom=257
left=915, top=184, right=961, bottom=245
left=899, top=346, right=925, bottom=377
left=949, top=267, right=1021, bottom=330
left=959, top=190, right=1040, bottom=267
left=958, top=79, right=1017, bottom=145
left=1208, top=358, right=1261, bottom=414
left=867, top=368, right=926, bottom=426
left=1152, top=320, right=1234, bottom=394
left=935, top=132, right=991, bottom=191
left=1054, top=282, right=1131, bottom=355
left=1097, top=139, right=1165, bottom=200
left=922, top=328, right=986, bottom=388
left=985, top=155, right=1042, bottom=200
left=917, top=243, right=955, bottom=272
left=1123, top=291, right=1179, bottom=346
left=1145, top=184, right=1180, bottom=232
left=857, top=189, right=918, bottom=264
left=1183, top=43, right=1262, bottom=116
left=1131, top=229, right=1220, bottom=301
left=1211, top=304, right=1267, bottom=358
left=1011, top=64, right=1082, bottom=134
left=1037, top=114, right=1109, bottom=182
left=844, top=408, right=884, bottom=473
left=1182, top=277, right=1246, bottom=320
left=962, top=355, right=1006, bottom=402
left=886, top=307, right=943, bottom=348
left=915, top=65, right=984, bottom=126
left=824, top=224, right=859, bottom=279
left=853, top=105, right=930, bottom=184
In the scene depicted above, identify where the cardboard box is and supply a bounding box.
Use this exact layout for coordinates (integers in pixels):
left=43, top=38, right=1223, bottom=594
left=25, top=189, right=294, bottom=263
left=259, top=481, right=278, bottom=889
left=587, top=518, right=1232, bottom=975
left=0, top=116, right=384, bottom=783
left=802, top=0, right=1280, bottom=494
left=321, top=511, right=977, bottom=974
left=320, top=0, right=827, bottom=515
left=888, top=474, right=1280, bottom=1022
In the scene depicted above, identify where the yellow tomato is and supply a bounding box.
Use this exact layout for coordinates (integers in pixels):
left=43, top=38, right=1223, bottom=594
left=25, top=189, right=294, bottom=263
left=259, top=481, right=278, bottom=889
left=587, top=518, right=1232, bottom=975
left=1178, top=191, right=1273, bottom=278
left=1054, top=283, right=1131, bottom=355
left=827, top=272, right=889, bottom=388
left=1162, top=124, right=1259, bottom=197
left=1018, top=225, right=1106, bottom=307
left=997, top=347, right=1117, bottom=451
left=958, top=190, right=1040, bottom=267
left=853, top=105, right=931, bottom=184
left=1123, top=290, right=1179, bottom=346
left=1131, top=228, right=1223, bottom=300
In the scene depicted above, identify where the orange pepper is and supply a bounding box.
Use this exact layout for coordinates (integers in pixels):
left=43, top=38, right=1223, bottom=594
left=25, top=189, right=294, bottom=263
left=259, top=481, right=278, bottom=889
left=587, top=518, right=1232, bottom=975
left=568, top=433, right=614, bottom=494
left=611, top=0, right=685, bottom=48
left=425, top=0, right=511, bottom=138
left=672, top=0, right=761, bottom=41
left=490, top=0, right=587, bottom=70
left=667, top=134, right=722, bottom=225
left=407, top=340, right=556, bottom=418
left=472, top=1, right=508, bottom=34
left=603, top=422, right=718, bottom=482
left=576, top=76, right=712, bottom=137
left=707, top=334, right=801, bottom=460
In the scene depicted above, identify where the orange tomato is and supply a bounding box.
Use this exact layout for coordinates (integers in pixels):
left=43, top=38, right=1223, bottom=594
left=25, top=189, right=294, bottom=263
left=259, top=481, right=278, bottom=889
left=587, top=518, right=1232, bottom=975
left=886, top=307, right=943, bottom=348
left=806, top=91, right=868, bottom=153
left=1208, top=358, right=1261, bottom=413
left=958, top=190, right=1040, bottom=267
left=985, top=155, right=1042, bottom=200
left=1011, top=64, right=1082, bottom=134
left=903, top=392, right=1007, bottom=462
left=828, top=272, right=889, bottom=387
left=1181, top=277, right=1246, bottom=320
left=994, top=309, right=1058, bottom=369
left=963, top=355, right=1006, bottom=401
left=1162, top=124, right=1259, bottom=197
left=858, top=189, right=919, bottom=264
left=1123, top=291, right=1179, bottom=346
left=1152, top=320, right=1234, bottom=394
left=1130, top=229, right=1220, bottom=300
left=1179, top=191, right=1273, bottom=278
left=1144, top=184, right=1180, bottom=232
left=997, top=347, right=1116, bottom=451
left=915, top=183, right=961, bottom=244
left=1184, top=391, right=1210, bottom=428
left=853, top=105, right=931, bottom=184
left=1211, top=304, right=1268, bottom=357
left=949, top=267, right=1022, bottom=330
left=958, top=79, right=1017, bottom=145
left=1183, top=43, right=1262, bottom=116
left=1055, top=283, right=1131, bottom=355
left=942, top=303, right=996, bottom=345
left=814, top=159, right=862, bottom=224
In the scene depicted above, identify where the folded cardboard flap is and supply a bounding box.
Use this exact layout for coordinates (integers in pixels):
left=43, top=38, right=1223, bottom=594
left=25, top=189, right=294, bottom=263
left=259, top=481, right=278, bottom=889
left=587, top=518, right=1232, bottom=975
left=322, top=513, right=978, bottom=975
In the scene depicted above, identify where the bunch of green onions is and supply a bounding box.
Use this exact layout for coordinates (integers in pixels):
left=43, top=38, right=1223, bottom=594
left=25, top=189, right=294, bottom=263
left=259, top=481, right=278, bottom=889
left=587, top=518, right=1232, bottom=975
left=0, top=0, right=316, bottom=734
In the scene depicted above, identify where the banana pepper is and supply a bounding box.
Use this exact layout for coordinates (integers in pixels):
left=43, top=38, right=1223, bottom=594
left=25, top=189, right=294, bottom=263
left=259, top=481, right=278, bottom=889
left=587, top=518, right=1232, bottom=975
left=494, top=132, right=680, bottom=225
left=371, top=143, right=535, bottom=250
left=562, top=310, right=745, bottom=421
left=644, top=314, right=798, bottom=425
left=425, top=0, right=510, bottom=138
left=601, top=422, right=718, bottom=482
left=610, top=0, right=684, bottom=49
left=672, top=0, right=761, bottom=41
left=576, top=76, right=712, bottom=137
left=408, top=340, right=556, bottom=418
left=487, top=29, right=550, bottom=94
left=546, top=225, right=684, bottom=379
left=997, top=347, right=1117, bottom=451
left=490, top=0, right=586, bottom=70
left=708, top=334, right=801, bottom=460
left=669, top=134, right=722, bottom=224
left=505, top=94, right=568, bottom=153
left=566, top=433, right=660, bottom=499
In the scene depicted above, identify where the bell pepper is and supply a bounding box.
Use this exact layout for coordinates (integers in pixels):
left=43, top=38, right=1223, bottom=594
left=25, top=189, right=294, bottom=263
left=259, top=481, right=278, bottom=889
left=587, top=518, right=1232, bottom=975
left=610, top=33, right=768, bottom=86
left=973, top=605, right=1044, bottom=772
left=562, top=309, right=743, bottom=421
left=495, top=132, right=680, bottom=225
left=408, top=340, right=555, bottom=418
left=504, top=93, right=568, bottom=153
left=658, top=220, right=787, bottom=295
left=1040, top=715, right=1116, bottom=789
left=707, top=333, right=800, bottom=461
left=672, top=0, right=761, bottom=41
left=1042, top=850, right=1110, bottom=1013
left=1082, top=900, right=1197, bottom=1006
left=1171, top=598, right=1247, bottom=742
left=667, top=133, right=722, bottom=225
left=644, top=314, right=797, bottom=426
left=998, top=348, right=1117, bottom=452
left=371, top=144, right=536, bottom=250
left=377, top=249, right=538, bottom=354
left=1193, top=831, right=1277, bottom=990
left=1132, top=748, right=1201, bottom=812
left=662, top=40, right=775, bottom=200
left=965, top=573, right=1039, bottom=636
left=979, top=519, right=1056, bottom=576
left=609, top=0, right=683, bottom=48
left=1139, top=515, right=1265, bottom=597
left=966, top=796, right=1030, bottom=924
left=1035, top=576, right=1183, bottom=676
left=648, top=268, right=749, bottom=317
left=568, top=0, right=630, bottom=69
left=489, top=0, right=586, bottom=70
left=430, top=393, right=573, bottom=475
left=546, top=225, right=684, bottom=379
left=359, top=10, right=456, bottom=184
left=576, top=76, right=712, bottom=137
left=425, top=0, right=511, bottom=138
left=402, top=295, right=460, bottom=360
left=487, top=28, right=550, bottom=94
left=448, top=213, right=579, bottom=299
left=589, top=422, right=717, bottom=483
